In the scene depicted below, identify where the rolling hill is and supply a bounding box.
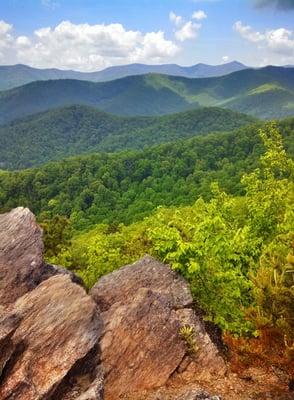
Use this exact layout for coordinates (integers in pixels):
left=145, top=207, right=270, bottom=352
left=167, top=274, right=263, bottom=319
left=0, top=66, right=293, bottom=125
left=0, top=117, right=293, bottom=228
left=0, top=61, right=247, bottom=91
left=0, top=105, right=256, bottom=170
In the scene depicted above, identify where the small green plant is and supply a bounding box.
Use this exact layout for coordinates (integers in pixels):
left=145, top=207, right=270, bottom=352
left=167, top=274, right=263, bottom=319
left=179, top=325, right=198, bottom=354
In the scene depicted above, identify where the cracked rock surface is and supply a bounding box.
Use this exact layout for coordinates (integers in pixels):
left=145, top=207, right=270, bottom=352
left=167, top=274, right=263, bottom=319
left=0, top=208, right=104, bottom=400
left=91, top=255, right=226, bottom=400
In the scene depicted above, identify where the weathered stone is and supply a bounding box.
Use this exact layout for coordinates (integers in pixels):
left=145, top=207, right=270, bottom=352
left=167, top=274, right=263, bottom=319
left=91, top=254, right=193, bottom=312
left=0, top=309, right=20, bottom=376
left=0, top=207, right=44, bottom=305
left=122, top=385, right=222, bottom=400
left=175, top=308, right=227, bottom=381
left=91, top=255, right=226, bottom=400
left=0, top=275, right=103, bottom=400
left=40, top=263, right=85, bottom=287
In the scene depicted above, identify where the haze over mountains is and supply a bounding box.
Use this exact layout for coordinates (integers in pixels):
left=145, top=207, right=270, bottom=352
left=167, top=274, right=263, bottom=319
left=0, top=61, right=247, bottom=91
left=0, top=66, right=292, bottom=126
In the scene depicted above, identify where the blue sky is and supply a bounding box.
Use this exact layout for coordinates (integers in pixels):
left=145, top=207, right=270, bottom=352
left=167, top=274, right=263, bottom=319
left=0, top=0, right=293, bottom=70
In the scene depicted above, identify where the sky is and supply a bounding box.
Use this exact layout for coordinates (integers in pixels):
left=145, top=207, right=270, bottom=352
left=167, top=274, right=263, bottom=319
left=0, top=0, right=293, bottom=71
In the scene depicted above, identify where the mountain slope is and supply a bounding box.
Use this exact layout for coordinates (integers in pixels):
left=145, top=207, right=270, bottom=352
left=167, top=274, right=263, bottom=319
left=0, top=118, right=293, bottom=229
left=0, top=61, right=247, bottom=91
left=0, top=105, right=256, bottom=169
left=0, top=66, right=292, bottom=124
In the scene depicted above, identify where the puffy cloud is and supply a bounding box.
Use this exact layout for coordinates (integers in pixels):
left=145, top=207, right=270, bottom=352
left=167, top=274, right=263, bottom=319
left=15, top=36, right=32, bottom=48
left=169, top=11, right=183, bottom=27
left=222, top=55, right=229, bottom=62
left=233, top=20, right=294, bottom=64
left=253, top=0, right=294, bottom=9
left=0, top=20, right=13, bottom=50
left=1, top=20, right=179, bottom=71
left=233, top=21, right=265, bottom=42
left=192, top=10, right=207, bottom=20
left=233, top=21, right=294, bottom=58
left=175, top=21, right=202, bottom=42
left=169, top=10, right=206, bottom=42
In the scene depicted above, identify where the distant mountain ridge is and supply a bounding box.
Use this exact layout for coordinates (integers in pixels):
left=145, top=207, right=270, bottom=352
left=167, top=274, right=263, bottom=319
left=0, top=105, right=256, bottom=169
left=0, top=61, right=247, bottom=91
left=0, top=66, right=292, bottom=125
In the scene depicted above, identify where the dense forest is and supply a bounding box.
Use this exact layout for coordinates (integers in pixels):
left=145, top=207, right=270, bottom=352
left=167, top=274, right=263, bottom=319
left=0, top=106, right=255, bottom=169
left=39, top=123, right=294, bottom=375
left=0, top=117, right=293, bottom=230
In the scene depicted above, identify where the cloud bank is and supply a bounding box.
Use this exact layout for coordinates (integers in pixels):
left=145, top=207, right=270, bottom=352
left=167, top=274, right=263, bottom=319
left=0, top=20, right=180, bottom=71
left=234, top=20, right=294, bottom=63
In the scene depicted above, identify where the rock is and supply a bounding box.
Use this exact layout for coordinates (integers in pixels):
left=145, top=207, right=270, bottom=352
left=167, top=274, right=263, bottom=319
left=122, top=385, right=222, bottom=400
left=0, top=207, right=44, bottom=306
left=91, top=255, right=226, bottom=400
left=0, top=207, right=84, bottom=305
left=40, top=263, right=85, bottom=287
left=0, top=274, right=103, bottom=400
left=0, top=310, right=20, bottom=376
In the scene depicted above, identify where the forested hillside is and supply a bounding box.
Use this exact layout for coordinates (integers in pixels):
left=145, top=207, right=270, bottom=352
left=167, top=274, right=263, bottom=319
left=0, top=66, right=293, bottom=125
left=1, top=118, right=293, bottom=230
left=0, top=105, right=255, bottom=169
left=39, top=123, right=294, bottom=373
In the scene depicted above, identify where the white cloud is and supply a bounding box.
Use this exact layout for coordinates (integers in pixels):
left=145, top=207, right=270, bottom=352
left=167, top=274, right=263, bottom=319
left=169, top=11, right=183, bottom=27
left=192, top=10, right=207, bottom=20
left=233, top=21, right=265, bottom=43
left=169, top=10, right=206, bottom=43
left=0, top=20, right=13, bottom=50
left=265, top=28, right=294, bottom=55
left=1, top=20, right=180, bottom=71
left=175, top=21, right=202, bottom=42
left=222, top=55, right=229, bottom=62
left=233, top=20, right=294, bottom=61
left=15, top=36, right=32, bottom=48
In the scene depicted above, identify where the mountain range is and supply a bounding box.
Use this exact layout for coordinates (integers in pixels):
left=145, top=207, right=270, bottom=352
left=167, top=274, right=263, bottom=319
left=0, top=105, right=255, bottom=170
left=0, top=66, right=293, bottom=126
left=0, top=61, right=247, bottom=91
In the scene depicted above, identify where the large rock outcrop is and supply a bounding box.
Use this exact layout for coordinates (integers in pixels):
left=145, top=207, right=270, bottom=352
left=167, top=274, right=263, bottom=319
left=91, top=255, right=226, bottom=400
left=0, top=208, right=104, bottom=400
left=0, top=208, right=227, bottom=400
left=0, top=207, right=44, bottom=306
left=0, top=275, right=104, bottom=400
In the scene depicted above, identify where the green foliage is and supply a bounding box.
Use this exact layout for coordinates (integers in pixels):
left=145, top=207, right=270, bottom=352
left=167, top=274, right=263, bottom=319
left=40, top=215, right=72, bottom=262
left=0, top=105, right=255, bottom=169
left=1, top=113, right=293, bottom=339
left=179, top=325, right=199, bottom=354
left=48, top=122, right=293, bottom=337
left=56, top=221, right=152, bottom=287
left=1, top=119, right=293, bottom=230
left=249, top=234, right=294, bottom=346
left=148, top=195, right=256, bottom=334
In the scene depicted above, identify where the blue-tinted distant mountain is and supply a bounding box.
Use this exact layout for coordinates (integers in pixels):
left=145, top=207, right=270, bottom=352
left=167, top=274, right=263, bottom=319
left=86, top=60, right=248, bottom=81
left=0, top=61, right=248, bottom=91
